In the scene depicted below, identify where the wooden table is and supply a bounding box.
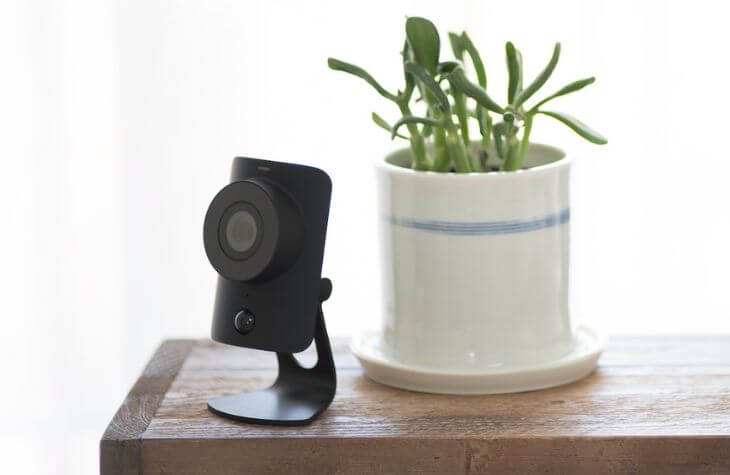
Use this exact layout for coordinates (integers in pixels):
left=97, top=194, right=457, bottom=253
left=101, top=336, right=730, bottom=474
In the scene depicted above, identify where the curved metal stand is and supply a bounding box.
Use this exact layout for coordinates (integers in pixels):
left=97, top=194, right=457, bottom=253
left=207, top=279, right=336, bottom=425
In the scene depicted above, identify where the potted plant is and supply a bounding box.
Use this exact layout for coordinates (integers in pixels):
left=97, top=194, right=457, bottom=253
left=328, top=17, right=607, bottom=394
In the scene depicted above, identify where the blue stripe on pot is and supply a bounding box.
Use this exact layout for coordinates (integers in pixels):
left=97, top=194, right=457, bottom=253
left=388, top=208, right=570, bottom=236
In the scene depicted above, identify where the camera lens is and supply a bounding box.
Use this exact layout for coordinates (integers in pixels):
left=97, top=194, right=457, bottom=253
left=205, top=178, right=303, bottom=282
left=218, top=202, right=263, bottom=261
left=225, top=210, right=257, bottom=253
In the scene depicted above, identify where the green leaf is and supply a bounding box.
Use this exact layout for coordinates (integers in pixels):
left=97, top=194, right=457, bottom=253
left=406, top=17, right=440, bottom=74
left=516, top=49, right=523, bottom=92
left=537, top=110, right=607, bottom=144
left=400, top=40, right=415, bottom=102
left=460, top=32, right=486, bottom=88
left=372, top=112, right=408, bottom=139
left=447, top=67, right=503, bottom=114
left=476, top=107, right=488, bottom=135
left=513, top=42, right=561, bottom=108
left=448, top=33, right=464, bottom=60
left=391, top=115, right=443, bottom=140
left=404, top=61, right=451, bottom=113
left=401, top=38, right=413, bottom=62
left=505, top=42, right=522, bottom=104
left=531, top=77, right=595, bottom=110
left=327, top=58, right=397, bottom=102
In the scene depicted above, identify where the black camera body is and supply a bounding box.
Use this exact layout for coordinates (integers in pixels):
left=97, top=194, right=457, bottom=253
left=204, top=157, right=332, bottom=353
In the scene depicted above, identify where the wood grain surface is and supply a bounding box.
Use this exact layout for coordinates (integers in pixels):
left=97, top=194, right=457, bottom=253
left=102, top=336, right=730, bottom=474
left=100, top=340, right=194, bottom=474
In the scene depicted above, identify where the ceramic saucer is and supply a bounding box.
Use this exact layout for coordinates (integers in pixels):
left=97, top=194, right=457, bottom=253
left=350, top=324, right=606, bottom=395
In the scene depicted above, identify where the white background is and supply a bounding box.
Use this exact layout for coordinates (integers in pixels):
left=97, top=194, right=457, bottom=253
left=1, top=0, right=729, bottom=473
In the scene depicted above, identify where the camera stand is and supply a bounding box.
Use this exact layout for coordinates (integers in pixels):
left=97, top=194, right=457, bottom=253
left=207, top=278, right=336, bottom=425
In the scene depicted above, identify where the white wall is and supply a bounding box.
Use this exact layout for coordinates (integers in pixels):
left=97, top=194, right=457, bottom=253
left=1, top=0, right=729, bottom=473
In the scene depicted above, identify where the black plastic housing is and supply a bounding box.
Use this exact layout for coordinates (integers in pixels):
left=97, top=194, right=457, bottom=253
left=203, top=157, right=332, bottom=353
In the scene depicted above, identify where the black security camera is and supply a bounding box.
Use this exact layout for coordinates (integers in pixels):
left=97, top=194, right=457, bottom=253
left=203, top=157, right=336, bottom=425
left=204, top=157, right=331, bottom=352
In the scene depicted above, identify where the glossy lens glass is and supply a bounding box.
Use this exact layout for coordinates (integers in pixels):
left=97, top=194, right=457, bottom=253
left=224, top=210, right=258, bottom=253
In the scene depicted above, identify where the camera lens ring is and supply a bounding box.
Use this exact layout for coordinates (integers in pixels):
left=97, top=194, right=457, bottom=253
left=204, top=179, right=303, bottom=282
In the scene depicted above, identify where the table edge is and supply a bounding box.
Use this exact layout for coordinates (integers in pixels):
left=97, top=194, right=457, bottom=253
left=100, top=339, right=195, bottom=475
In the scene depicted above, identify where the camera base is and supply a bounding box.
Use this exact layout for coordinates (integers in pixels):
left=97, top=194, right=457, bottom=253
left=207, top=278, right=336, bottom=425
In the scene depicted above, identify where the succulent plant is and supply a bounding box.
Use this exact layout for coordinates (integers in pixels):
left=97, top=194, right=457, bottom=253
left=328, top=17, right=606, bottom=172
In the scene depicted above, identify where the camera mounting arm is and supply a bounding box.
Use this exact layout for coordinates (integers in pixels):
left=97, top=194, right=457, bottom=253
left=207, top=278, right=336, bottom=425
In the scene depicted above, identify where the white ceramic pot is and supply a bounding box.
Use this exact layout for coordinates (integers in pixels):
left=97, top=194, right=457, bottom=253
left=351, top=143, right=604, bottom=394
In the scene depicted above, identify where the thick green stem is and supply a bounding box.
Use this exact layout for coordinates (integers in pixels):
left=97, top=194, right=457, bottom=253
left=502, top=133, right=521, bottom=171
left=474, top=107, right=493, bottom=170
left=452, top=91, right=470, bottom=147
left=446, top=126, right=472, bottom=173
left=422, top=103, right=449, bottom=172
left=483, top=113, right=493, bottom=150
left=408, top=134, right=428, bottom=170
left=452, top=90, right=482, bottom=171
left=398, top=102, right=430, bottom=170
left=413, top=81, right=452, bottom=172
left=432, top=126, right=450, bottom=171
left=515, top=115, right=533, bottom=170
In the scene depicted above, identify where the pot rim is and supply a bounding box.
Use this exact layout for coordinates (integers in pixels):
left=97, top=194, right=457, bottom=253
left=376, top=141, right=570, bottom=179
